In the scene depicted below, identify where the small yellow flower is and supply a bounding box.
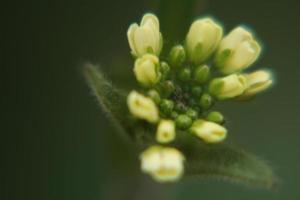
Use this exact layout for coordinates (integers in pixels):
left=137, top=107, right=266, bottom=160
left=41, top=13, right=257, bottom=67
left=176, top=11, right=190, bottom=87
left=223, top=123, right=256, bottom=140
left=240, top=70, right=273, bottom=98
left=186, top=18, right=223, bottom=64
left=127, top=13, right=162, bottom=57
left=209, top=74, right=247, bottom=100
left=215, top=27, right=261, bottom=74
left=156, top=120, right=176, bottom=143
left=134, top=54, right=160, bottom=86
left=140, top=146, right=185, bottom=182
left=127, top=91, right=159, bottom=123
left=190, top=119, right=227, bottom=143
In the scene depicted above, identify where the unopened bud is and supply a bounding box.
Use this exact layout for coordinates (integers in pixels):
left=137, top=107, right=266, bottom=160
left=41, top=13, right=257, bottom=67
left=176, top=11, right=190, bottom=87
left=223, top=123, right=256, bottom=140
left=127, top=91, right=159, bottom=123
left=193, top=65, right=210, bottom=84
left=175, top=114, right=192, bottom=130
left=160, top=99, right=174, bottom=115
left=186, top=108, right=198, bottom=120
left=134, top=54, right=161, bottom=86
left=147, top=89, right=161, bottom=104
left=199, top=93, right=213, bottom=110
left=168, top=45, right=186, bottom=67
left=160, top=62, right=170, bottom=80
left=178, top=68, right=192, bottom=82
left=186, top=18, right=223, bottom=64
left=240, top=70, right=273, bottom=99
left=215, top=27, right=261, bottom=74
left=209, top=74, right=246, bottom=100
left=140, top=146, right=185, bottom=182
left=156, top=120, right=176, bottom=143
left=190, top=119, right=227, bottom=143
left=127, top=13, right=162, bottom=57
left=207, top=111, right=224, bottom=124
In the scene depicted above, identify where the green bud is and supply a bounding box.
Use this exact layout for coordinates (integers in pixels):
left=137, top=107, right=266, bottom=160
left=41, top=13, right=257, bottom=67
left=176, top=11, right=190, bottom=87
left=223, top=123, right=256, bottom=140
left=186, top=108, right=198, bottom=120
left=178, top=68, right=191, bottom=82
left=160, top=99, right=174, bottom=115
left=175, top=102, right=187, bottom=113
left=170, top=111, right=179, bottom=119
left=160, top=62, right=170, bottom=80
left=193, top=65, right=210, bottom=84
left=159, top=80, right=175, bottom=97
left=207, top=111, right=224, bottom=124
left=191, top=86, right=203, bottom=97
left=175, top=114, right=193, bottom=130
left=199, top=93, right=213, bottom=110
left=168, top=45, right=186, bottom=67
left=147, top=89, right=161, bottom=104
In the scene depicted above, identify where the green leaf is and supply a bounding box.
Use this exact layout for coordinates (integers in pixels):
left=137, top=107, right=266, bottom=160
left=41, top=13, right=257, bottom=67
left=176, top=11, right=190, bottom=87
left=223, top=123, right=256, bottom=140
left=84, top=63, right=132, bottom=143
left=84, top=64, right=158, bottom=148
left=182, top=139, right=278, bottom=189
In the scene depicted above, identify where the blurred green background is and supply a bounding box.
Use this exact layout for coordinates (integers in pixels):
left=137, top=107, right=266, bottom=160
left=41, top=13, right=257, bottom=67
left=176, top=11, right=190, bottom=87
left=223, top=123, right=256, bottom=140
left=2, top=0, right=300, bottom=199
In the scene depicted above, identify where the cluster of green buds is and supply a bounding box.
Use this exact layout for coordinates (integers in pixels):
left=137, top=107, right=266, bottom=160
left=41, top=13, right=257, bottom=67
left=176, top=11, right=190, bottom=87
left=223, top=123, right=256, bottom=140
left=127, top=13, right=273, bottom=182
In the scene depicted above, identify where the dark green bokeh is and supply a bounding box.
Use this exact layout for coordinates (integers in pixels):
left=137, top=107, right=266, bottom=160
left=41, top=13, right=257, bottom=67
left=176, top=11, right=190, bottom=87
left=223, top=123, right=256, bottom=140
left=2, top=0, right=300, bottom=199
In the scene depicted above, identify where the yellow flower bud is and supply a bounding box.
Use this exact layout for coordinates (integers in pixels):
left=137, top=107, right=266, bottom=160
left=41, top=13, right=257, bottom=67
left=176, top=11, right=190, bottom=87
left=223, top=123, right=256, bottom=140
left=186, top=18, right=223, bottom=64
left=134, top=54, right=160, bottom=86
left=209, top=74, right=246, bottom=100
left=215, top=27, right=261, bottom=74
left=127, top=91, right=159, bottom=123
left=140, top=146, right=185, bottom=182
left=240, top=70, right=273, bottom=98
left=127, top=13, right=162, bottom=57
left=190, top=119, right=227, bottom=143
left=156, top=120, right=176, bottom=143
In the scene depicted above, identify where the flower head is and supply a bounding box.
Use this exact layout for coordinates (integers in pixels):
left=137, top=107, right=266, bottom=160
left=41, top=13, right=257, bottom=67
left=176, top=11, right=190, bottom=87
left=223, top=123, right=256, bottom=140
left=140, top=146, right=185, bottom=182
left=127, top=13, right=162, bottom=57
left=125, top=13, right=274, bottom=183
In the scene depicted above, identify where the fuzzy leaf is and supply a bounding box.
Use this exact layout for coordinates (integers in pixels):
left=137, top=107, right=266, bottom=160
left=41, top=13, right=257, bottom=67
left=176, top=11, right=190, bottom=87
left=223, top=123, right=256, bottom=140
left=84, top=64, right=132, bottom=143
left=182, top=140, right=278, bottom=189
left=84, top=63, right=158, bottom=147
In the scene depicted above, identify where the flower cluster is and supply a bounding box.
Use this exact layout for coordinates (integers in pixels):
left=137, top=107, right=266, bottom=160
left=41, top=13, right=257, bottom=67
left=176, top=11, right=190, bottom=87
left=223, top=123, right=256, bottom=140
left=127, top=13, right=273, bottom=182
